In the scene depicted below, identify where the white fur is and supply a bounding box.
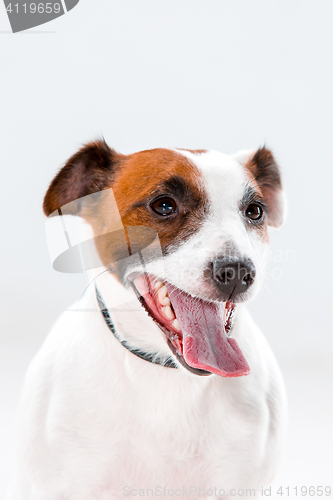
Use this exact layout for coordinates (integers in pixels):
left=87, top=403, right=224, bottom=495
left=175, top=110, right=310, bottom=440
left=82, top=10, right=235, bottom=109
left=7, top=150, right=287, bottom=500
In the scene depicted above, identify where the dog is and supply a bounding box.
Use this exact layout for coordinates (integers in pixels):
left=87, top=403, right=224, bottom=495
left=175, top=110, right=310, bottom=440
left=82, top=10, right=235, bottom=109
left=8, top=142, right=287, bottom=500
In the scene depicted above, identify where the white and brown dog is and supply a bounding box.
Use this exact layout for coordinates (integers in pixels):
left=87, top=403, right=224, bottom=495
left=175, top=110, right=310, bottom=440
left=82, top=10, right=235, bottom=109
left=8, top=142, right=287, bottom=500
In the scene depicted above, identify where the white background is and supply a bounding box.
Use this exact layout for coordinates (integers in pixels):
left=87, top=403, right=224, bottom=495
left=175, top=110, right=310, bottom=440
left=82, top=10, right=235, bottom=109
left=1, top=0, right=332, bottom=497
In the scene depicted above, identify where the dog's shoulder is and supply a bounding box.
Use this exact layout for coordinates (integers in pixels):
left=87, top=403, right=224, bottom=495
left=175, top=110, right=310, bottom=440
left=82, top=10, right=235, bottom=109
left=17, top=292, right=119, bottom=426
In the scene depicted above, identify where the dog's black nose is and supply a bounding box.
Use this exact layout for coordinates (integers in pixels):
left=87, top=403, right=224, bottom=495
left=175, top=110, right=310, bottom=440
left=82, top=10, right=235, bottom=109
left=212, top=258, right=256, bottom=301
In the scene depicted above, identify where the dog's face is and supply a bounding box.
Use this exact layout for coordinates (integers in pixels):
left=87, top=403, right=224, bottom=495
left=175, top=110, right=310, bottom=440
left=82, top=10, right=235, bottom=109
left=44, top=141, right=285, bottom=378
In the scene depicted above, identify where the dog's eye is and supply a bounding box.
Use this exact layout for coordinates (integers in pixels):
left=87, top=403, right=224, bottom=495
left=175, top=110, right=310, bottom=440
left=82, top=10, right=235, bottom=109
left=245, top=203, right=263, bottom=221
left=151, top=197, right=177, bottom=216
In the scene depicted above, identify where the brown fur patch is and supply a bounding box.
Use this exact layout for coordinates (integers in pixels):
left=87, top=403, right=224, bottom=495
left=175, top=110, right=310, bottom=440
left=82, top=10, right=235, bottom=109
left=246, top=147, right=282, bottom=190
left=44, top=142, right=208, bottom=269
left=176, top=148, right=208, bottom=155
left=43, top=140, right=124, bottom=217
left=244, top=147, right=284, bottom=228
left=89, top=148, right=208, bottom=266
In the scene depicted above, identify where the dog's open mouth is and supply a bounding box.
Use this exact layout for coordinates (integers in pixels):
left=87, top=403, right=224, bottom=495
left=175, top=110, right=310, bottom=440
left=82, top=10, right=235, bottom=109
left=131, top=274, right=250, bottom=377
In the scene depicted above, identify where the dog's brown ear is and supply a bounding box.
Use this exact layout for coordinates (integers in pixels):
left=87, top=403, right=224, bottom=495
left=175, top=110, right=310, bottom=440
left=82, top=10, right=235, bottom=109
left=43, top=140, right=122, bottom=216
left=234, top=147, right=286, bottom=227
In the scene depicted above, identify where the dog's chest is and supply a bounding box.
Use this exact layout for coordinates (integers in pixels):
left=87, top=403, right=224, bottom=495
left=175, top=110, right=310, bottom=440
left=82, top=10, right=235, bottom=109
left=90, top=363, right=268, bottom=494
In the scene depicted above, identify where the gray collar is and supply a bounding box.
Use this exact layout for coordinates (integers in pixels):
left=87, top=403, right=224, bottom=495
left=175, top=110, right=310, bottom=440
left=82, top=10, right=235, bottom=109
left=95, top=286, right=178, bottom=369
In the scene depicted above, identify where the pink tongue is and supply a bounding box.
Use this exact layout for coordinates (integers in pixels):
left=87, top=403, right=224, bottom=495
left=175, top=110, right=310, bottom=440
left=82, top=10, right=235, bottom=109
left=166, top=284, right=250, bottom=377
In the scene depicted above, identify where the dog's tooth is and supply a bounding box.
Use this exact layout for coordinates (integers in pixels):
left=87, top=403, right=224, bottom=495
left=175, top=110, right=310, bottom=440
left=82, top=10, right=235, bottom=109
left=153, top=280, right=164, bottom=291
left=162, top=305, right=175, bottom=320
left=160, top=296, right=171, bottom=306
left=157, top=285, right=168, bottom=302
left=172, top=319, right=181, bottom=331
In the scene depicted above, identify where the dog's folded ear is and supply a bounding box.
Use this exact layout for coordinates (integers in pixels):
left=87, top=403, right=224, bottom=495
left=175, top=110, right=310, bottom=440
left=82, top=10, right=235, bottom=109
left=233, top=147, right=286, bottom=228
left=43, top=140, right=122, bottom=217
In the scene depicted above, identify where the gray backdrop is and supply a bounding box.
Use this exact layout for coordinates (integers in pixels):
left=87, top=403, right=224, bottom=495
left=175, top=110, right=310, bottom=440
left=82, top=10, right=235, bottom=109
left=1, top=0, right=332, bottom=496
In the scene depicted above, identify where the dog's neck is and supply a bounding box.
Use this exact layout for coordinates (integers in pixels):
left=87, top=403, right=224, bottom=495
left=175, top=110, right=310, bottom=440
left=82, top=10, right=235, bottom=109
left=95, top=285, right=178, bottom=368
left=90, top=269, right=172, bottom=358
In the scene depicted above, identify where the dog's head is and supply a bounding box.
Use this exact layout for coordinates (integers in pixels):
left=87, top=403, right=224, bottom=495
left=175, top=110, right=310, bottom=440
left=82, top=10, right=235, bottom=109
left=44, top=141, right=285, bottom=377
